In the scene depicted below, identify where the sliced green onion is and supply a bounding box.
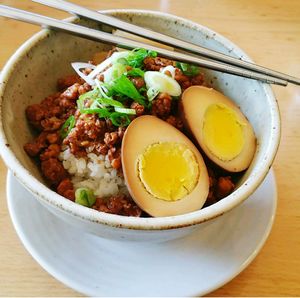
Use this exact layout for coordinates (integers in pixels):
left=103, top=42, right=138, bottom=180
left=89, top=100, right=103, bottom=109
left=96, top=97, right=124, bottom=108
left=139, top=87, right=147, bottom=93
left=81, top=108, right=111, bottom=118
left=175, top=62, right=200, bottom=76
left=112, top=75, right=145, bottom=105
left=147, top=87, right=160, bottom=101
left=77, top=89, right=99, bottom=110
left=126, top=48, right=158, bottom=68
left=75, top=188, right=96, bottom=207
left=110, top=112, right=131, bottom=127
left=99, top=85, right=111, bottom=99
left=126, top=68, right=145, bottom=77
left=117, top=57, right=128, bottom=65
left=60, top=115, right=75, bottom=139
left=103, top=63, right=127, bottom=83
left=114, top=107, right=136, bottom=115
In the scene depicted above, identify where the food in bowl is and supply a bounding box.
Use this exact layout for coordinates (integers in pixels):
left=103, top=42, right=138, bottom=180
left=181, top=86, right=256, bottom=172
left=23, top=47, right=256, bottom=217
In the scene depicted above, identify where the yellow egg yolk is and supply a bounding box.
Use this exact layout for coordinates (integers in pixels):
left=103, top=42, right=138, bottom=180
left=137, top=142, right=199, bottom=201
left=202, top=103, right=246, bottom=161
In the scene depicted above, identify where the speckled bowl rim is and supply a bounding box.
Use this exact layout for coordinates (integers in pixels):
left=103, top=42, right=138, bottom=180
left=0, top=9, right=281, bottom=230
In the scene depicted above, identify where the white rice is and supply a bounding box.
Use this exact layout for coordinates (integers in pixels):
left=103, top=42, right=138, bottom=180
left=59, top=147, right=128, bottom=198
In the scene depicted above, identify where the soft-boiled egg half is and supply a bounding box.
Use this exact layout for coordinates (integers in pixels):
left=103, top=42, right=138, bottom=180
left=121, top=115, right=209, bottom=217
left=181, top=86, right=256, bottom=172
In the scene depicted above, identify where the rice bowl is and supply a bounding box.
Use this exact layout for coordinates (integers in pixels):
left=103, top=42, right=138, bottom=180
left=0, top=10, right=280, bottom=241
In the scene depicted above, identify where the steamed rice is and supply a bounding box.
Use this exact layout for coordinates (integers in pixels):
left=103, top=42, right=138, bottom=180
left=59, top=148, right=128, bottom=198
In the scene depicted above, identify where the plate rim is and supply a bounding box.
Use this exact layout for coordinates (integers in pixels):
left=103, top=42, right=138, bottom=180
left=6, top=169, right=277, bottom=296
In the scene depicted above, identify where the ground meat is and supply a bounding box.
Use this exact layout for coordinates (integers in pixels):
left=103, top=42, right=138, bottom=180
left=26, top=104, right=46, bottom=123
left=57, top=178, right=75, bottom=201
left=90, top=142, right=109, bottom=155
left=216, top=176, right=235, bottom=199
left=144, top=56, right=173, bottom=71
left=63, top=114, right=108, bottom=157
left=107, top=147, right=120, bottom=161
left=82, top=62, right=95, bottom=75
left=165, top=115, right=184, bottom=130
left=151, top=93, right=172, bottom=118
left=23, top=132, right=48, bottom=157
left=40, top=93, right=61, bottom=110
left=131, top=102, right=145, bottom=116
left=117, top=127, right=126, bottom=140
left=41, top=116, right=63, bottom=132
left=104, top=131, right=119, bottom=148
left=130, top=77, right=145, bottom=89
left=78, top=114, right=107, bottom=139
left=105, top=119, right=114, bottom=131
left=60, top=83, right=81, bottom=101
left=59, top=96, right=77, bottom=110
left=41, top=158, right=67, bottom=185
left=204, top=169, right=236, bottom=206
left=93, top=194, right=142, bottom=217
left=78, top=83, right=92, bottom=95
left=111, top=156, right=122, bottom=170
left=40, top=144, right=61, bottom=161
left=57, top=75, right=83, bottom=91
left=191, top=73, right=205, bottom=86
left=46, top=132, right=60, bottom=144
left=174, top=69, right=191, bottom=89
left=174, top=69, right=205, bottom=90
left=96, top=73, right=105, bottom=82
left=106, top=147, right=122, bottom=170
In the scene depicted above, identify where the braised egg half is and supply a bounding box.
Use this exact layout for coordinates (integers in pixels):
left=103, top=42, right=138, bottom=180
left=181, top=86, right=256, bottom=172
left=121, top=115, right=209, bottom=217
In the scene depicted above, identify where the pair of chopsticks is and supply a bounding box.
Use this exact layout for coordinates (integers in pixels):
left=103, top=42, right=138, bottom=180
left=0, top=0, right=299, bottom=86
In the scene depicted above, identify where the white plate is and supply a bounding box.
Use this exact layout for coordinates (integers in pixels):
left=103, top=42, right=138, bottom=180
left=7, top=170, right=277, bottom=296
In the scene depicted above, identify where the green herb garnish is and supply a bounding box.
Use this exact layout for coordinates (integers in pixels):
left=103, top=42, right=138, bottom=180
left=77, top=89, right=100, bottom=111
left=95, top=97, right=124, bottom=108
left=75, top=188, right=96, bottom=207
left=114, top=107, right=136, bottom=115
left=126, top=48, right=157, bottom=68
left=126, top=68, right=145, bottom=77
left=112, top=75, right=145, bottom=105
left=147, top=87, right=160, bottom=101
left=110, top=112, right=131, bottom=126
left=60, top=115, right=75, bottom=139
left=176, top=62, right=200, bottom=76
left=80, top=107, right=111, bottom=118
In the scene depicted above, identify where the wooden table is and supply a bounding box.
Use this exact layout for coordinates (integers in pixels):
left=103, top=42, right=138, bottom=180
left=0, top=0, right=299, bottom=296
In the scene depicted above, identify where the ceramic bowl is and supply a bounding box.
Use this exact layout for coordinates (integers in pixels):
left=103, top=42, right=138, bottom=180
left=0, top=10, right=280, bottom=242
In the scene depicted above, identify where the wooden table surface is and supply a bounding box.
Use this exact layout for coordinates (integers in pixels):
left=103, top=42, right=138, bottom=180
left=0, top=0, right=299, bottom=296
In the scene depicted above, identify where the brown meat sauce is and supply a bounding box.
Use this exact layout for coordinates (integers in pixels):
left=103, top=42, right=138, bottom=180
left=24, top=52, right=236, bottom=217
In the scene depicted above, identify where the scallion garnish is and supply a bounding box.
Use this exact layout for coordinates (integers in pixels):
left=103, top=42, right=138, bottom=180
left=114, top=107, right=136, bottom=115
left=110, top=112, right=131, bottom=126
left=96, top=97, right=124, bottom=108
left=125, top=68, right=145, bottom=77
left=117, top=57, right=128, bottom=65
left=60, top=115, right=76, bottom=139
left=75, top=188, right=96, bottom=207
left=147, top=87, right=160, bottom=101
left=77, top=89, right=100, bottom=111
left=81, top=107, right=111, bottom=118
left=126, top=48, right=157, bottom=68
left=175, top=62, right=200, bottom=76
left=112, top=75, right=145, bottom=105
